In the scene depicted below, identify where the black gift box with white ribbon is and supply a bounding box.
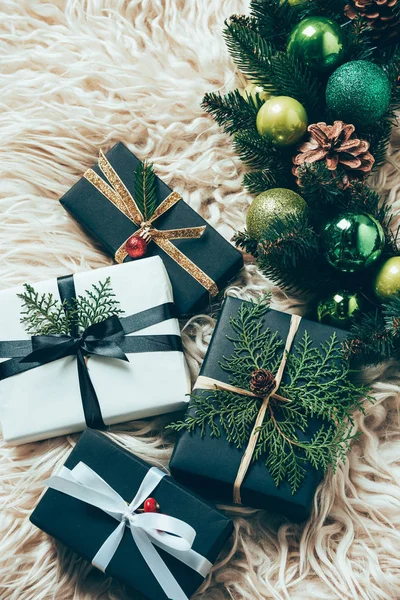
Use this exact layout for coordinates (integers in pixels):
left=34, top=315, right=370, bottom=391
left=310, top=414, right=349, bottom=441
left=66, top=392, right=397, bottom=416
left=30, top=430, right=233, bottom=600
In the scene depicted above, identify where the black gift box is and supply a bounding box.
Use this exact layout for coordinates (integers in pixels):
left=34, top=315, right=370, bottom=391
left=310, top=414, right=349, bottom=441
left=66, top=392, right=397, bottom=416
left=60, top=142, right=243, bottom=316
left=30, top=430, right=233, bottom=600
left=170, top=296, right=349, bottom=522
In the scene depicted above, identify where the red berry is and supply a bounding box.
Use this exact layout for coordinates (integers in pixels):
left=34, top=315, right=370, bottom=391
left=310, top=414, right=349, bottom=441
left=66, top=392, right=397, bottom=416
left=125, top=235, right=148, bottom=259
left=144, top=497, right=159, bottom=513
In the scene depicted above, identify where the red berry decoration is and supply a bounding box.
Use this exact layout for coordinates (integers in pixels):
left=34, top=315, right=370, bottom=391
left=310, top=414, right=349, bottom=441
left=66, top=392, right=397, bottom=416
left=143, top=497, right=159, bottom=513
left=125, top=235, right=148, bottom=259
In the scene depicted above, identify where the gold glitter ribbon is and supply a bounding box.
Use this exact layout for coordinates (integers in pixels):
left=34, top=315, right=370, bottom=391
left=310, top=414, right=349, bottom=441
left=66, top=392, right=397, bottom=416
left=84, top=150, right=219, bottom=297
left=193, top=314, right=302, bottom=505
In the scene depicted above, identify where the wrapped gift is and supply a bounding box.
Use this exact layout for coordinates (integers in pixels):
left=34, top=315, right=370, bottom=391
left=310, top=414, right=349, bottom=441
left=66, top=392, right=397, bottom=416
left=30, top=429, right=233, bottom=600
left=0, top=257, right=190, bottom=445
left=169, top=296, right=367, bottom=521
left=59, top=142, right=243, bottom=316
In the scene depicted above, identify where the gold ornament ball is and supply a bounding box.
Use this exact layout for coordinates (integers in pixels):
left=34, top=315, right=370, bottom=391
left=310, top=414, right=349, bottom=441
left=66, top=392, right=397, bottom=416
left=256, top=96, right=308, bottom=147
left=374, top=257, right=400, bottom=301
left=317, top=290, right=362, bottom=330
left=240, top=83, right=270, bottom=103
left=246, top=188, right=307, bottom=240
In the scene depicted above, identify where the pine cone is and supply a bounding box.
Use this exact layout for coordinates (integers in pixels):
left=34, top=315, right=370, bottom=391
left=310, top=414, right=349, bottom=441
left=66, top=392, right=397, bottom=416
left=345, top=0, right=400, bottom=40
left=250, top=369, right=276, bottom=396
left=292, top=121, right=375, bottom=185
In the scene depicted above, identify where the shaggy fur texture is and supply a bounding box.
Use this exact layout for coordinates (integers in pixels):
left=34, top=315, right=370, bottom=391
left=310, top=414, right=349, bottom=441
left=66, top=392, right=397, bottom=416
left=1, top=1, right=400, bottom=599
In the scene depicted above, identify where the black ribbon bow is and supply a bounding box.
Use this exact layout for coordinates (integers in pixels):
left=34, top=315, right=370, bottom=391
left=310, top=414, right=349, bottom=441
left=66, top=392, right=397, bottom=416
left=0, top=274, right=182, bottom=430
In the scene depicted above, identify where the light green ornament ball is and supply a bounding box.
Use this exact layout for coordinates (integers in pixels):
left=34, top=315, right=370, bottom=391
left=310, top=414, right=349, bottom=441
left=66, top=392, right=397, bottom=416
left=374, top=257, right=400, bottom=301
left=287, top=17, right=346, bottom=72
left=326, top=61, right=392, bottom=127
left=280, top=0, right=310, bottom=5
left=317, top=290, right=362, bottom=330
left=240, top=83, right=270, bottom=103
left=256, top=96, right=308, bottom=147
left=246, top=188, right=307, bottom=240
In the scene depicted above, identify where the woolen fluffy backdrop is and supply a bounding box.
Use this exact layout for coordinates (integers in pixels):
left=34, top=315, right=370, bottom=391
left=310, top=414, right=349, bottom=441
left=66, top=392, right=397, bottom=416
left=1, top=1, right=400, bottom=599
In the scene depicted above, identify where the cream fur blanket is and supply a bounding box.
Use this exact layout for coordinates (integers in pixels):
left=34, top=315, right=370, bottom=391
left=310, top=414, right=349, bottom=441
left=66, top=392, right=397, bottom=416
left=1, top=1, right=400, bottom=599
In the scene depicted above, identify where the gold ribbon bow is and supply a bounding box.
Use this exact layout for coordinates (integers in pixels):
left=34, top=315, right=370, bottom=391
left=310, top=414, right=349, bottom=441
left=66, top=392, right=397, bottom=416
left=84, top=150, right=219, bottom=296
left=193, top=314, right=302, bottom=505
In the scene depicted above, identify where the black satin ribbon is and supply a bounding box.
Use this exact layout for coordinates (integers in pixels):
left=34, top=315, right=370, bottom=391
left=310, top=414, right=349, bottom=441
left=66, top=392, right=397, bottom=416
left=0, top=275, right=182, bottom=430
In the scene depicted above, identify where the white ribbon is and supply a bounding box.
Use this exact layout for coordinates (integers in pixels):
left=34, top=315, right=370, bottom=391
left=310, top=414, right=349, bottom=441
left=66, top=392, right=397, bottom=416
left=44, top=462, right=212, bottom=600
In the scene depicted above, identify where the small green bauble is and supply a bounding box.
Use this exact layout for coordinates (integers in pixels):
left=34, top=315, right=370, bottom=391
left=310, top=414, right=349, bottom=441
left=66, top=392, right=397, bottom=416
left=317, top=290, right=362, bottom=330
left=374, top=257, right=400, bottom=301
left=246, top=188, right=307, bottom=240
left=256, top=96, right=308, bottom=147
left=322, top=212, right=385, bottom=272
left=287, top=17, right=346, bottom=72
left=326, top=61, right=392, bottom=127
left=240, top=83, right=270, bottom=103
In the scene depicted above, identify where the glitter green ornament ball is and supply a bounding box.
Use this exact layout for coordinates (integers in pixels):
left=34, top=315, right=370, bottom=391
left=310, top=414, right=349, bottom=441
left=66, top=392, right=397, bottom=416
left=374, top=257, right=400, bottom=301
left=287, top=17, right=346, bottom=72
left=321, top=212, right=385, bottom=272
left=326, top=61, right=392, bottom=127
left=246, top=188, right=307, bottom=240
left=317, top=290, right=362, bottom=330
left=256, top=96, right=308, bottom=147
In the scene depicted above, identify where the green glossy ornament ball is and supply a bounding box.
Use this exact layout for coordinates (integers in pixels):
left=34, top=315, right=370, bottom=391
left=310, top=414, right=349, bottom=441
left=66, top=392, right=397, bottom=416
left=317, top=290, right=362, bottom=330
left=374, top=257, right=400, bottom=301
left=287, top=17, right=346, bottom=72
left=326, top=61, right=392, bottom=127
left=256, top=96, right=308, bottom=147
left=322, top=212, right=385, bottom=272
left=240, top=83, right=270, bottom=103
left=246, top=188, right=307, bottom=240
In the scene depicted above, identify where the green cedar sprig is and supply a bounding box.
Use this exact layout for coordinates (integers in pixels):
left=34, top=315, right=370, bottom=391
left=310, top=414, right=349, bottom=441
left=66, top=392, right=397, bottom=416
left=168, top=298, right=370, bottom=494
left=18, top=277, right=123, bottom=336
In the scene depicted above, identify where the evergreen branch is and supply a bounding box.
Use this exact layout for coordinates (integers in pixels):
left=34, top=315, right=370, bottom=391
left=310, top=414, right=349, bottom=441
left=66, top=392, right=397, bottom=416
left=242, top=168, right=291, bottom=194
left=18, top=284, right=70, bottom=336
left=346, top=310, right=395, bottom=363
left=233, top=129, right=279, bottom=170
left=169, top=299, right=369, bottom=493
left=229, top=13, right=259, bottom=31
left=72, top=277, right=123, bottom=330
left=134, top=161, right=157, bottom=221
left=223, top=21, right=276, bottom=89
left=232, top=229, right=259, bottom=256
left=383, top=297, right=400, bottom=340
left=249, top=0, right=300, bottom=47
left=201, top=90, right=261, bottom=136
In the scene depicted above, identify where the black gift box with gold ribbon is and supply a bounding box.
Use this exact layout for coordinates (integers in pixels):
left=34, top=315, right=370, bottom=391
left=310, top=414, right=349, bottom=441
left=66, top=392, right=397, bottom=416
left=170, top=296, right=352, bottom=522
left=60, top=142, right=243, bottom=316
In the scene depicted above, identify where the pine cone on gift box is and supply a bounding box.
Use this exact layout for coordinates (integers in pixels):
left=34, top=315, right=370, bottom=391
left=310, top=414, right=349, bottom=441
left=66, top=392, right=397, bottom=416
left=345, top=0, right=400, bottom=40
left=292, top=121, right=375, bottom=187
left=250, top=369, right=276, bottom=396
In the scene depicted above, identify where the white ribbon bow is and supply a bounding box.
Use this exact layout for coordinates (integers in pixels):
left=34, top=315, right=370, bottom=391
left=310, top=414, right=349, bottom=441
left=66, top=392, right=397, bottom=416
left=44, top=462, right=212, bottom=600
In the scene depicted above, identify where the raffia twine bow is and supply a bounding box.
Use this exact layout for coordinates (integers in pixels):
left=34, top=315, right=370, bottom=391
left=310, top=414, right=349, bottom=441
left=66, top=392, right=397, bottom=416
left=45, top=462, right=212, bottom=600
left=193, top=314, right=302, bottom=505
left=84, top=151, right=219, bottom=296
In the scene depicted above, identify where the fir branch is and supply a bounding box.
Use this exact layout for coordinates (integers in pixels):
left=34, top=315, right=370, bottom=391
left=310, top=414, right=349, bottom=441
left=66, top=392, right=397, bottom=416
left=243, top=169, right=290, bottom=194
left=232, top=230, right=259, bottom=256
left=346, top=310, right=395, bottom=363
left=233, top=129, right=287, bottom=173
left=223, top=20, right=276, bottom=89
left=383, top=297, right=400, bottom=340
left=229, top=13, right=259, bottom=31
left=18, top=284, right=70, bottom=336
left=134, top=161, right=157, bottom=221
left=169, top=298, right=369, bottom=494
left=201, top=90, right=261, bottom=136
left=72, top=277, right=123, bottom=330
left=249, top=0, right=300, bottom=47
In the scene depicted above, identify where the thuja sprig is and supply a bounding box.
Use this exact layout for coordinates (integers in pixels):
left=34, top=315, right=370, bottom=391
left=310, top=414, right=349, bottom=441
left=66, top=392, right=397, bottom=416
left=168, top=298, right=370, bottom=494
left=18, top=285, right=70, bottom=336
left=18, top=277, right=123, bottom=336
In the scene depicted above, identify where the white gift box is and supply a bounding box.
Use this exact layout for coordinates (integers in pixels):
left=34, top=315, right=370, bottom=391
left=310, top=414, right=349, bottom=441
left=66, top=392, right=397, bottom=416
left=0, top=257, right=190, bottom=445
